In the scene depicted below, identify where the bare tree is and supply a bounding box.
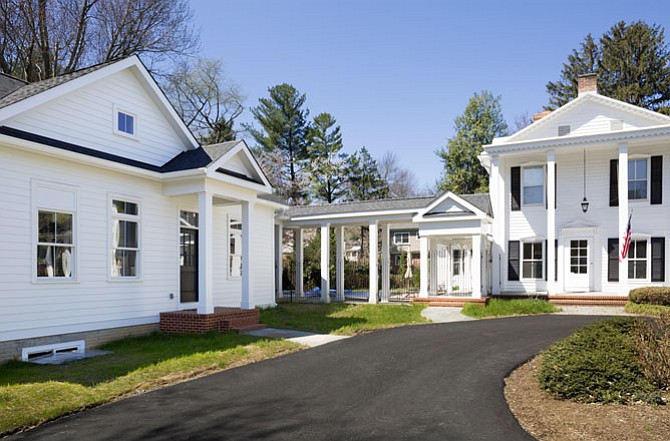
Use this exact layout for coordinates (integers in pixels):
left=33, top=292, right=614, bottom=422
left=0, top=0, right=197, bottom=82
left=512, top=111, right=532, bottom=133
left=378, top=151, right=421, bottom=198
left=165, top=58, right=245, bottom=144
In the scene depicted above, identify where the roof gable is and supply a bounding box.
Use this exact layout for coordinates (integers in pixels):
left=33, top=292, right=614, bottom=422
left=413, top=191, right=490, bottom=222
left=207, top=140, right=273, bottom=191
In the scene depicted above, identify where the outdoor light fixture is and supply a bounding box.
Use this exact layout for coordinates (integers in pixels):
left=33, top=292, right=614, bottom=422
left=581, top=149, right=589, bottom=213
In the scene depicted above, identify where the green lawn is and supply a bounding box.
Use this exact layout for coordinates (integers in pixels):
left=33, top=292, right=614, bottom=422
left=0, top=332, right=301, bottom=436
left=462, top=298, right=561, bottom=318
left=260, top=303, right=429, bottom=335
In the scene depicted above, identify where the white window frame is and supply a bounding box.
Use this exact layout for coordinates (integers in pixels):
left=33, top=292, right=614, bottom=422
left=452, top=248, right=463, bottom=276
left=521, top=241, right=543, bottom=280
left=522, top=165, right=545, bottom=206
left=109, top=195, right=141, bottom=281
left=36, top=209, right=75, bottom=281
left=393, top=232, right=410, bottom=245
left=628, top=239, right=649, bottom=281
left=228, top=215, right=243, bottom=280
left=628, top=157, right=649, bottom=202
left=113, top=104, right=138, bottom=139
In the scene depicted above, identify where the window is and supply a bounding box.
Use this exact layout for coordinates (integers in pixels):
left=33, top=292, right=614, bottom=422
left=522, top=242, right=543, bottom=279
left=37, top=211, right=74, bottom=278
left=393, top=232, right=410, bottom=245
left=569, top=240, right=588, bottom=274
left=628, top=240, right=647, bottom=279
left=628, top=159, right=648, bottom=200
left=111, top=199, right=140, bottom=278
left=522, top=166, right=544, bottom=205
left=229, top=217, right=242, bottom=278
left=117, top=111, right=134, bottom=135
left=452, top=249, right=463, bottom=276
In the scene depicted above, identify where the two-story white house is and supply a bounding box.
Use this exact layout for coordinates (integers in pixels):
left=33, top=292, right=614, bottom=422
left=481, top=74, right=670, bottom=297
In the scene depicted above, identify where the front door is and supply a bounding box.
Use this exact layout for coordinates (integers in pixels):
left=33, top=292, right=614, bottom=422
left=180, top=212, right=199, bottom=303
left=565, top=239, right=591, bottom=292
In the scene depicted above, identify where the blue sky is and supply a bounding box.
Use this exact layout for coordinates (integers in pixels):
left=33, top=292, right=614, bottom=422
left=191, top=0, right=670, bottom=190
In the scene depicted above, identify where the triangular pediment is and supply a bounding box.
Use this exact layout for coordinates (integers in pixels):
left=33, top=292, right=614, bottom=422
left=209, top=140, right=272, bottom=190
left=413, top=191, right=488, bottom=222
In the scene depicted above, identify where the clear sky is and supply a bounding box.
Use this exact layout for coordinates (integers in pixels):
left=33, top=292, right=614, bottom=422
left=191, top=0, right=670, bottom=190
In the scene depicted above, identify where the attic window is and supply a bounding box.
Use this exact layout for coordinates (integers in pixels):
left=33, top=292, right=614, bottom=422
left=558, top=125, right=571, bottom=136
left=610, top=119, right=623, bottom=131
left=114, top=106, right=136, bottom=137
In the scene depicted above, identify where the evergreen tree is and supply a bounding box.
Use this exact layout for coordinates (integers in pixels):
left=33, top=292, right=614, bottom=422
left=437, top=91, right=508, bottom=194
left=307, top=113, right=348, bottom=203
left=247, top=84, right=310, bottom=204
left=546, top=21, right=670, bottom=113
left=347, top=147, right=389, bottom=201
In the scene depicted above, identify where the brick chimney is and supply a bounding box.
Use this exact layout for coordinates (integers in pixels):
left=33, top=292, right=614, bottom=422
left=577, top=73, right=598, bottom=96
left=532, top=110, right=552, bottom=122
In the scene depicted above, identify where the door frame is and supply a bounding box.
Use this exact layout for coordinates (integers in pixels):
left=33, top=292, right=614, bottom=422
left=178, top=210, right=199, bottom=309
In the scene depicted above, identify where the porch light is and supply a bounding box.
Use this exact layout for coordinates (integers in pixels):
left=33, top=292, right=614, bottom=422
left=581, top=197, right=589, bottom=213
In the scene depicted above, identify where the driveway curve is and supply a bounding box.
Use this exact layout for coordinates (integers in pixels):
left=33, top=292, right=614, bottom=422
left=9, top=315, right=603, bottom=441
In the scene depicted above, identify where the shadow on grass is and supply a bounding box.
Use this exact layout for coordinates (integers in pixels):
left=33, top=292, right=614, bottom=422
left=0, top=332, right=262, bottom=387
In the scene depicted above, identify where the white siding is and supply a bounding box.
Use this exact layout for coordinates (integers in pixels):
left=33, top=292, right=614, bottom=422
left=4, top=70, right=188, bottom=166
left=251, top=205, right=277, bottom=306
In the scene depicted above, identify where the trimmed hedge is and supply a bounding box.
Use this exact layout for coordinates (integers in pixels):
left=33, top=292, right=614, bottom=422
left=629, top=287, right=670, bottom=306
left=537, top=318, right=660, bottom=404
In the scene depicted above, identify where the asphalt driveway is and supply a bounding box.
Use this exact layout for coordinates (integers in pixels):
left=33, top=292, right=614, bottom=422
left=8, top=315, right=603, bottom=441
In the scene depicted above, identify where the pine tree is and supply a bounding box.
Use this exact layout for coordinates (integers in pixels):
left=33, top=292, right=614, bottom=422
left=347, top=147, right=389, bottom=201
left=307, top=113, right=348, bottom=203
left=546, top=34, right=600, bottom=109
left=437, top=91, right=508, bottom=194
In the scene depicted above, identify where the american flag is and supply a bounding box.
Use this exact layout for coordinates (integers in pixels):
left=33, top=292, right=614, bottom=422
left=619, top=212, right=632, bottom=263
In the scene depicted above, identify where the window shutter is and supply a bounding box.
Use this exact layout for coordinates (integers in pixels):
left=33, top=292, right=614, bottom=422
left=651, top=156, right=662, bottom=205
left=651, top=237, right=665, bottom=282
left=511, top=167, right=521, bottom=211
left=544, top=239, right=548, bottom=281
left=607, top=238, right=619, bottom=281
left=609, top=160, right=618, bottom=207
left=555, top=239, right=558, bottom=282
left=508, top=241, right=520, bottom=281
left=554, top=164, right=557, bottom=209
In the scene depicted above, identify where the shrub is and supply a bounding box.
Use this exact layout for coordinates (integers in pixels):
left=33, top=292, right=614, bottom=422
left=629, top=287, right=670, bottom=306
left=537, top=318, right=660, bottom=404
left=632, top=313, right=670, bottom=389
left=625, top=302, right=670, bottom=316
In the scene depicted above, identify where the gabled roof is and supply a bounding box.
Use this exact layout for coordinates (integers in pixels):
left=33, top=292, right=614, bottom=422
left=413, top=191, right=492, bottom=222
left=0, top=73, right=27, bottom=99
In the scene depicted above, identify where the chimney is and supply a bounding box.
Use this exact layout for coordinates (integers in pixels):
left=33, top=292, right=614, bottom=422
left=532, top=110, right=552, bottom=122
left=577, top=73, right=598, bottom=96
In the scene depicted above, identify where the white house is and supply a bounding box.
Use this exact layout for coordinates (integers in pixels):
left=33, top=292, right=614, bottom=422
left=0, top=56, right=280, bottom=362
left=480, top=74, right=670, bottom=297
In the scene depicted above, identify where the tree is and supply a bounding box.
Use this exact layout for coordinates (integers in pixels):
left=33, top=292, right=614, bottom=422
left=546, top=21, right=670, bottom=113
left=378, top=151, right=421, bottom=198
left=0, top=0, right=197, bottom=82
left=437, top=91, right=508, bottom=194
left=247, top=83, right=310, bottom=205
left=307, top=113, right=348, bottom=203
left=347, top=147, right=389, bottom=201
left=165, top=58, right=244, bottom=144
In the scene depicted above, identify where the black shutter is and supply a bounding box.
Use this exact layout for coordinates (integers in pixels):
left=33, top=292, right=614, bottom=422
left=555, top=239, right=558, bottom=282
left=609, top=159, right=619, bottom=207
left=544, top=239, right=548, bottom=281
left=554, top=164, right=557, bottom=209
left=651, top=237, right=665, bottom=282
left=508, top=241, right=520, bottom=281
left=511, top=167, right=521, bottom=211
left=608, top=238, right=619, bottom=281
left=651, top=156, right=662, bottom=205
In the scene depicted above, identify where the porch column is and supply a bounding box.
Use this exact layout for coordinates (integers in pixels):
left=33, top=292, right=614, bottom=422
left=618, top=143, right=629, bottom=295
left=320, top=224, right=330, bottom=303
left=472, top=234, right=482, bottom=298
left=419, top=236, right=429, bottom=297
left=275, top=224, right=283, bottom=300
left=547, top=150, right=556, bottom=293
left=296, top=228, right=304, bottom=297
left=197, top=191, right=214, bottom=314
left=241, top=200, right=253, bottom=309
left=429, top=241, right=438, bottom=295
left=381, top=223, right=390, bottom=302
left=368, top=221, right=379, bottom=304
left=335, top=225, right=345, bottom=301
left=490, top=155, right=503, bottom=294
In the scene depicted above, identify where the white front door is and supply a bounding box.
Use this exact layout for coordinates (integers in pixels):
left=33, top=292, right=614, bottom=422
left=564, top=238, right=592, bottom=292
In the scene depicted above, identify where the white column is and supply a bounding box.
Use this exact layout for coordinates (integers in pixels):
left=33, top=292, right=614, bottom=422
left=490, top=155, right=504, bottom=294
left=419, top=236, right=429, bottom=297
left=241, top=200, right=253, bottom=309
left=381, top=223, right=390, bottom=302
left=429, top=241, right=438, bottom=295
left=472, top=234, right=482, bottom=298
left=320, top=224, right=330, bottom=303
left=296, top=228, right=304, bottom=297
left=618, top=143, right=629, bottom=295
left=368, top=221, right=378, bottom=304
left=197, top=191, right=214, bottom=314
left=547, top=150, right=556, bottom=294
left=275, top=224, right=283, bottom=300
left=335, top=225, right=345, bottom=301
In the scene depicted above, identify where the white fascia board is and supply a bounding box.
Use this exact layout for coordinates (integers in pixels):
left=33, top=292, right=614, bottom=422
left=414, top=191, right=487, bottom=220
left=206, top=168, right=272, bottom=193
left=413, top=214, right=486, bottom=224
left=484, top=124, right=670, bottom=155
left=211, top=139, right=273, bottom=189
left=288, top=209, right=419, bottom=223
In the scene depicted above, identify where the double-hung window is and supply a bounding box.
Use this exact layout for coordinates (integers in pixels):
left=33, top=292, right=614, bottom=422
left=628, top=240, right=647, bottom=279
left=522, top=242, right=543, bottom=279
left=229, top=217, right=242, bottom=278
left=111, top=199, right=140, bottom=278
left=452, top=249, right=463, bottom=276
left=393, top=232, right=410, bottom=245
left=37, top=211, right=74, bottom=279
left=628, top=159, right=648, bottom=200
left=522, top=166, right=544, bottom=205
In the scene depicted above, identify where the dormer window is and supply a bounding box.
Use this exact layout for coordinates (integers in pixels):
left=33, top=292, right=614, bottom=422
left=114, top=106, right=136, bottom=138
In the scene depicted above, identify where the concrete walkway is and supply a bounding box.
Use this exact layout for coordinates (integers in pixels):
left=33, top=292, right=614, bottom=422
left=245, top=328, right=350, bottom=347
left=556, top=305, right=630, bottom=316
left=421, top=306, right=475, bottom=323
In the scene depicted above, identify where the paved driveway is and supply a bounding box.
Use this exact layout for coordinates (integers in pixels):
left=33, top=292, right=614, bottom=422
left=9, top=315, right=603, bottom=441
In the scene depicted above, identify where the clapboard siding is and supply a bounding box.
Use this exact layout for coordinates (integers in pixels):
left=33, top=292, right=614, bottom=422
left=251, top=205, right=277, bottom=306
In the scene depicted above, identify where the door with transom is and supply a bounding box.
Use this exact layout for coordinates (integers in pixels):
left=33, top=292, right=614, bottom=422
left=564, top=238, right=592, bottom=292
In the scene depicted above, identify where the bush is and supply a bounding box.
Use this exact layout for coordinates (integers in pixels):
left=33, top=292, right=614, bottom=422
left=625, top=302, right=670, bottom=316
left=537, top=318, right=660, bottom=404
left=629, top=287, right=670, bottom=306
left=632, top=313, right=670, bottom=389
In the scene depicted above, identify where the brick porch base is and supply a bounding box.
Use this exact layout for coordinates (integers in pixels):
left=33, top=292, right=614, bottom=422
left=159, top=307, right=267, bottom=334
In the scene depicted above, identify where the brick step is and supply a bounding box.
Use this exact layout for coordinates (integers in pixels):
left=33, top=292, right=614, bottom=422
left=231, top=324, right=267, bottom=334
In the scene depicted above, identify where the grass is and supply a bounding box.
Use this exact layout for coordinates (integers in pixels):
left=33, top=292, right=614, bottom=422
left=462, top=298, right=560, bottom=318
left=0, top=332, right=301, bottom=435
left=625, top=302, right=670, bottom=316
left=260, top=303, right=429, bottom=335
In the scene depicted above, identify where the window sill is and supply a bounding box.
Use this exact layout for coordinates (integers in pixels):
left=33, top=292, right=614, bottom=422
left=32, top=279, right=79, bottom=285
left=108, top=278, right=143, bottom=283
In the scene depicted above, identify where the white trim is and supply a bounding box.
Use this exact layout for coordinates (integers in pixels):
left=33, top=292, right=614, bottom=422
left=207, top=140, right=273, bottom=191
left=113, top=104, right=138, bottom=140
left=21, top=340, right=85, bottom=361
left=413, top=190, right=488, bottom=222
left=228, top=213, right=243, bottom=280
left=521, top=165, right=545, bottom=207
left=108, top=193, right=142, bottom=281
